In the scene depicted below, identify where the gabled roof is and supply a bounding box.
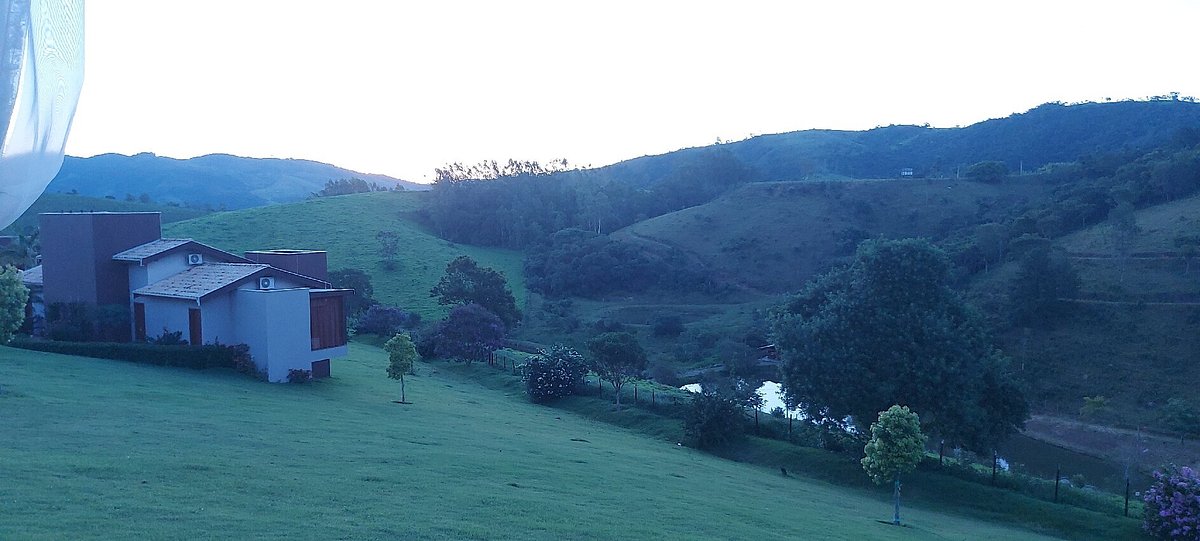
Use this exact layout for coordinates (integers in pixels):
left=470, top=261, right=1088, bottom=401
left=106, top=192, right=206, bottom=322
left=19, top=265, right=42, bottom=287
left=132, top=263, right=333, bottom=301
left=113, top=238, right=250, bottom=264
left=133, top=263, right=269, bottom=300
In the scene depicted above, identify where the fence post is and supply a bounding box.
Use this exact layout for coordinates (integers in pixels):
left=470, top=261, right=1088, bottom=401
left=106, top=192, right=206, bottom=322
left=634, top=384, right=638, bottom=403
left=1054, top=466, right=1061, bottom=503
left=652, top=389, right=656, bottom=406
left=991, top=451, right=998, bottom=485
left=1124, top=478, right=1130, bottom=517
left=938, top=440, right=944, bottom=467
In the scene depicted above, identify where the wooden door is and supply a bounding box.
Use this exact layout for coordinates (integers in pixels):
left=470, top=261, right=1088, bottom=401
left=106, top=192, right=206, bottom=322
left=133, top=302, right=146, bottom=342
left=188, top=308, right=202, bottom=345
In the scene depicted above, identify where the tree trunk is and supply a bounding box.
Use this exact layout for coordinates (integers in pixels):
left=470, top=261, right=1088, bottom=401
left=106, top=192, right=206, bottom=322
left=613, top=381, right=622, bottom=410
left=401, top=374, right=406, bottom=403
left=893, top=476, right=902, bottom=526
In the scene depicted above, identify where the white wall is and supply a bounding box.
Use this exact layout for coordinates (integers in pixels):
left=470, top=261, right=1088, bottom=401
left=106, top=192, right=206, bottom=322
left=233, top=288, right=344, bottom=383
left=199, top=293, right=236, bottom=346
left=140, top=296, right=194, bottom=342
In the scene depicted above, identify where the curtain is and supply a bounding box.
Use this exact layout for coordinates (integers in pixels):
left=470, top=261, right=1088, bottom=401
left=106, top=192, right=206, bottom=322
left=0, top=0, right=84, bottom=230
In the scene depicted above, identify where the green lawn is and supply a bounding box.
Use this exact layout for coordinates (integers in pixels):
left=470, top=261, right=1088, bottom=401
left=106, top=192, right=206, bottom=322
left=163, top=191, right=526, bottom=320
left=1, top=345, right=1075, bottom=540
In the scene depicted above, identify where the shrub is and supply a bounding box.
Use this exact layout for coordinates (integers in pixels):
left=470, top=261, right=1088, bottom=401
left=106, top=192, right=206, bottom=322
left=1162, top=398, right=1200, bottom=438
left=523, top=345, right=588, bottom=402
left=8, top=337, right=245, bottom=370
left=1143, top=465, right=1200, bottom=540
left=683, top=391, right=745, bottom=449
left=355, top=305, right=420, bottom=336
left=652, top=315, right=685, bottom=337
left=149, top=328, right=187, bottom=345
left=287, top=368, right=312, bottom=383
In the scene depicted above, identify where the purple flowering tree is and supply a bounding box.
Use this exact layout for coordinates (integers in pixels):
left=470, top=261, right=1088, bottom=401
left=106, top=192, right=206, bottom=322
left=1144, top=465, right=1200, bottom=540
left=431, top=303, right=506, bottom=363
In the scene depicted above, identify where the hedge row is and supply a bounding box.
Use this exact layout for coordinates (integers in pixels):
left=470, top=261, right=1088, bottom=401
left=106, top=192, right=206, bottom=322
left=8, top=337, right=245, bottom=370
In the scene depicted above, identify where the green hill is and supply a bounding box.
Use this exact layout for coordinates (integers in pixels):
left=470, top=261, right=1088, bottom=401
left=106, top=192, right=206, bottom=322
left=164, top=191, right=525, bottom=320
left=613, top=177, right=1055, bottom=293
left=1, top=344, right=1134, bottom=539
left=966, top=193, right=1200, bottom=429
left=2, top=192, right=210, bottom=235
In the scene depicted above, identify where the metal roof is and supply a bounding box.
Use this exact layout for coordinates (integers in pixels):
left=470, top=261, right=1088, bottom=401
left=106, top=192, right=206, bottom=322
left=19, top=265, right=42, bottom=286
left=133, top=263, right=270, bottom=300
left=112, top=238, right=250, bottom=264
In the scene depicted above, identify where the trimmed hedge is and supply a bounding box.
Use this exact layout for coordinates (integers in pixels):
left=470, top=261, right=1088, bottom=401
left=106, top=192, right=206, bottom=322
left=8, top=337, right=245, bottom=370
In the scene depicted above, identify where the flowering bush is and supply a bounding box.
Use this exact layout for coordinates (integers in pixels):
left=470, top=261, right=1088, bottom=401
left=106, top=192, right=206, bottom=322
left=1144, top=465, right=1200, bottom=540
left=523, top=345, right=588, bottom=402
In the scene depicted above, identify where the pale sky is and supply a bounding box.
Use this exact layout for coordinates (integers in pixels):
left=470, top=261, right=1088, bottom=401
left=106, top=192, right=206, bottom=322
left=65, top=1, right=1200, bottom=182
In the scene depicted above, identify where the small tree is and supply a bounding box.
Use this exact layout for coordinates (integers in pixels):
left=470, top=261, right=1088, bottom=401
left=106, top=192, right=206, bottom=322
left=1143, top=465, right=1200, bottom=540
left=586, top=331, right=647, bottom=410
left=376, top=231, right=401, bottom=271
left=385, top=333, right=419, bottom=403
left=862, top=405, right=927, bottom=526
left=522, top=345, right=588, bottom=402
left=0, top=265, right=29, bottom=344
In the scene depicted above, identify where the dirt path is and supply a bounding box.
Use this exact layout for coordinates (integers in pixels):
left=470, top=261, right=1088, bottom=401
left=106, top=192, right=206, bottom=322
left=1023, top=415, right=1200, bottom=470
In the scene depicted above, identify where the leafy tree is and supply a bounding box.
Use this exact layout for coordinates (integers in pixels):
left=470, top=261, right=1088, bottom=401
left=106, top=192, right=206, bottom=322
left=771, top=238, right=1028, bottom=453
left=861, top=405, right=927, bottom=526
left=966, top=160, right=1009, bottom=182
left=385, top=333, right=418, bottom=403
left=586, top=331, right=647, bottom=410
left=1010, top=244, right=1079, bottom=327
left=0, top=265, right=29, bottom=344
left=428, top=303, right=505, bottom=363
left=683, top=391, right=745, bottom=449
left=430, top=256, right=521, bottom=328
left=522, top=345, right=588, bottom=402
left=376, top=231, right=400, bottom=271
left=1161, top=398, right=1200, bottom=439
left=314, top=178, right=387, bottom=197
left=328, top=268, right=375, bottom=316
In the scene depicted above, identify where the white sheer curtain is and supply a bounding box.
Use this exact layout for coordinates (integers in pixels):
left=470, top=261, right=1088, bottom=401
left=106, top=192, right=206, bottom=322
left=0, top=0, right=83, bottom=230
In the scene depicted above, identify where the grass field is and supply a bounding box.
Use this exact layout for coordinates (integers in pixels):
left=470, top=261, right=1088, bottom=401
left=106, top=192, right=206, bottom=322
left=2, top=193, right=211, bottom=235
left=163, top=191, right=526, bottom=320
left=0, top=345, right=1111, bottom=540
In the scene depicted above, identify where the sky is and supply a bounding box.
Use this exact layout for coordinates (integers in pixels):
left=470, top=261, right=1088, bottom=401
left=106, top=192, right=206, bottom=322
left=64, top=1, right=1200, bottom=183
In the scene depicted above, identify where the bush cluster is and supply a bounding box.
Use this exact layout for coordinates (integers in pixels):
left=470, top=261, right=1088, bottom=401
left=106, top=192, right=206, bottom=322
left=683, top=391, right=745, bottom=449
left=1144, top=465, right=1200, bottom=540
left=522, top=345, right=588, bottom=402
left=9, top=337, right=247, bottom=370
left=354, top=305, right=421, bottom=337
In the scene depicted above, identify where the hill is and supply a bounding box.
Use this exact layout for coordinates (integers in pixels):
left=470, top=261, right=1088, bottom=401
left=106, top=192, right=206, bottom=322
left=592, top=100, right=1200, bottom=185
left=967, top=193, right=1200, bottom=430
left=613, top=177, right=1056, bottom=293
left=163, top=191, right=524, bottom=320
left=1, top=344, right=1136, bottom=540
left=1, top=192, right=210, bottom=235
left=49, top=152, right=427, bottom=210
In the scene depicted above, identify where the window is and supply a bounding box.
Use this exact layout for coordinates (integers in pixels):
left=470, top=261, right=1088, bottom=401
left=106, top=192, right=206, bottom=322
left=310, top=294, right=346, bottom=350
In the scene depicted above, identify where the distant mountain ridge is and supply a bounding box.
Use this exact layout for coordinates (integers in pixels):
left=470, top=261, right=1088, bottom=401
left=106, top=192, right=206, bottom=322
left=48, top=152, right=427, bottom=209
left=591, top=100, right=1200, bottom=184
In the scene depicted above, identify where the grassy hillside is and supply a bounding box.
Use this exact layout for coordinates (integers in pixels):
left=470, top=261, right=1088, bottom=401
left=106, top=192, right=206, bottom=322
left=968, top=194, right=1200, bottom=430
left=614, top=177, right=1055, bottom=293
left=164, top=191, right=525, bottom=320
left=2, top=193, right=210, bottom=235
left=1, top=345, right=1129, bottom=540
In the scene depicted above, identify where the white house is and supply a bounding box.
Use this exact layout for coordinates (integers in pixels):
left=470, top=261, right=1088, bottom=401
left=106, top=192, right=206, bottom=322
left=112, top=238, right=349, bottom=382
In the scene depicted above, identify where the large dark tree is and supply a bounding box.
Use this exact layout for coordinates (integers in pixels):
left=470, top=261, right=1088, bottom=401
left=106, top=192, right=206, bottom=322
left=428, top=303, right=506, bottom=363
left=327, top=268, right=375, bottom=316
left=430, top=256, right=522, bottom=328
left=771, top=238, right=1028, bottom=453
